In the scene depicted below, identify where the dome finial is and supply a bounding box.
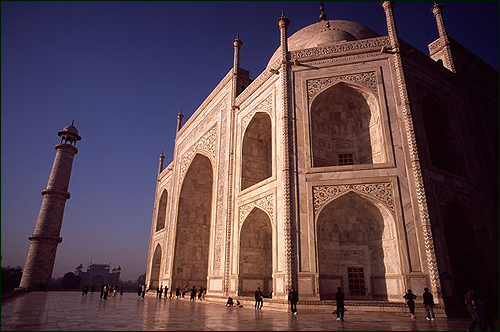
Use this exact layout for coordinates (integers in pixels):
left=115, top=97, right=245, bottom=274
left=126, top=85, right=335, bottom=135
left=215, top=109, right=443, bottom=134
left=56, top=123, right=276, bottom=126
left=319, top=1, right=327, bottom=22
left=71, top=119, right=75, bottom=126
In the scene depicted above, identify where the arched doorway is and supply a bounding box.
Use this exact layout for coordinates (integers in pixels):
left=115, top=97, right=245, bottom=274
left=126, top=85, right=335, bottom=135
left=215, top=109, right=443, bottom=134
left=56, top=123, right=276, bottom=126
left=442, top=201, right=483, bottom=301
left=316, top=192, right=400, bottom=300
left=150, top=244, right=162, bottom=289
left=156, top=189, right=168, bottom=231
left=310, top=82, right=385, bottom=167
left=238, top=208, right=272, bottom=296
left=241, top=112, right=272, bottom=190
left=172, top=154, right=213, bottom=289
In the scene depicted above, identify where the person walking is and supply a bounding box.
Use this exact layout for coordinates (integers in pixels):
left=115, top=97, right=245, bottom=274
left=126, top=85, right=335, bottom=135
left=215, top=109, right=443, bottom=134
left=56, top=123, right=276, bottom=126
left=404, top=289, right=417, bottom=319
left=120, top=285, right=124, bottom=296
left=175, top=286, right=181, bottom=299
left=422, top=288, right=436, bottom=320
left=465, top=288, right=479, bottom=331
left=141, top=284, right=146, bottom=299
left=190, top=286, right=197, bottom=301
left=91, top=284, right=95, bottom=295
left=198, top=287, right=203, bottom=300
left=164, top=286, right=168, bottom=300
left=159, top=285, right=164, bottom=299
left=288, top=287, right=299, bottom=315
left=138, top=284, right=142, bottom=297
left=335, top=287, right=345, bottom=322
left=254, top=287, right=263, bottom=309
left=103, top=284, right=108, bottom=300
left=100, top=283, right=105, bottom=300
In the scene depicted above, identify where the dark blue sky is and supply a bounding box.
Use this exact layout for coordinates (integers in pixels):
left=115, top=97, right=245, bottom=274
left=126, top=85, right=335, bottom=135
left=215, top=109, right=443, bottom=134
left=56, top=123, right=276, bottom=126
left=1, top=1, right=498, bottom=281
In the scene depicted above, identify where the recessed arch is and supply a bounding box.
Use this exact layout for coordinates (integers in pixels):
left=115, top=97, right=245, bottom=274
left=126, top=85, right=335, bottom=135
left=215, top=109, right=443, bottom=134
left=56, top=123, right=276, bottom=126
left=172, top=153, right=213, bottom=290
left=241, top=112, right=272, bottom=190
left=316, top=191, right=401, bottom=300
left=149, top=244, right=162, bottom=289
left=155, top=189, right=168, bottom=232
left=238, top=207, right=273, bottom=296
left=310, top=82, right=386, bottom=167
left=422, top=94, right=464, bottom=175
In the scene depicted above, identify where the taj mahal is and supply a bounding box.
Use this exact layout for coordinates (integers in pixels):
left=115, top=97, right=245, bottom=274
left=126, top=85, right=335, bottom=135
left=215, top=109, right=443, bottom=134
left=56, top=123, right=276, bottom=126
left=145, top=2, right=498, bottom=315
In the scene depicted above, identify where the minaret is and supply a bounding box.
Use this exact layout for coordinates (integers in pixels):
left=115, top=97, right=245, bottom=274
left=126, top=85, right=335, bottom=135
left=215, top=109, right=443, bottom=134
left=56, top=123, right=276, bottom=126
left=429, top=2, right=455, bottom=72
left=158, top=151, right=165, bottom=174
left=223, top=34, right=243, bottom=294
left=176, top=109, right=184, bottom=133
left=318, top=1, right=327, bottom=21
left=19, top=121, right=81, bottom=291
left=277, top=10, right=296, bottom=293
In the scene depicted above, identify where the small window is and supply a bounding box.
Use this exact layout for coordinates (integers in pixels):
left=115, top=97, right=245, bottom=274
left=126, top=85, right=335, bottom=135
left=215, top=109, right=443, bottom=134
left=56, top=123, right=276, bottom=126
left=338, top=153, right=354, bottom=166
left=348, top=267, right=366, bottom=296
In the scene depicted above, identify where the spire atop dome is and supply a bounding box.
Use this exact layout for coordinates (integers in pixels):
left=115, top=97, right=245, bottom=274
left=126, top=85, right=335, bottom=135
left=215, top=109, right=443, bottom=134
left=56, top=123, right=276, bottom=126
left=319, top=1, right=327, bottom=22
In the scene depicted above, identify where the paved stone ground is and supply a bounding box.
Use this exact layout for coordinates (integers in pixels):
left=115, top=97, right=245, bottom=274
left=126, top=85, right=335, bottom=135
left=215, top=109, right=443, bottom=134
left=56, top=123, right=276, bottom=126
left=0, top=291, right=484, bottom=331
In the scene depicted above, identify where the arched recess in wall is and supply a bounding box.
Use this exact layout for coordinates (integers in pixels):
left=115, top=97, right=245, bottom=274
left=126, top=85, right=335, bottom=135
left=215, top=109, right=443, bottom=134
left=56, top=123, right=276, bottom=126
left=241, top=112, right=272, bottom=190
left=172, top=153, right=213, bottom=289
left=156, top=189, right=168, bottom=232
left=422, top=94, right=464, bottom=175
left=150, top=244, right=162, bottom=289
left=316, top=191, right=401, bottom=301
left=310, top=82, right=386, bottom=167
left=238, top=207, right=273, bottom=296
left=442, top=200, right=483, bottom=301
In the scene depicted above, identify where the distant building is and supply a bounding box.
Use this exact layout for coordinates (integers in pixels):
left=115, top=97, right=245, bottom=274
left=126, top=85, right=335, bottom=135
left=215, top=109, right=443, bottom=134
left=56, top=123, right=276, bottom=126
left=77, top=263, right=121, bottom=287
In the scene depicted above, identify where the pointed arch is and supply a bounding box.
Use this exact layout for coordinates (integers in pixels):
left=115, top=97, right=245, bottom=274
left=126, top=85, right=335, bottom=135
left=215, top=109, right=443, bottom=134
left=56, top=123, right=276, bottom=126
left=238, top=207, right=273, bottom=296
left=316, top=191, right=401, bottom=300
left=172, top=153, right=213, bottom=289
left=155, top=189, right=168, bottom=232
left=310, top=81, right=386, bottom=167
left=149, top=244, right=162, bottom=289
left=241, top=112, right=272, bottom=190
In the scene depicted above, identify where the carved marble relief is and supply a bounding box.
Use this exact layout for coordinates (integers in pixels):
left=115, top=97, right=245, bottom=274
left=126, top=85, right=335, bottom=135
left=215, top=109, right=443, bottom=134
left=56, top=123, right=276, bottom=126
left=307, top=71, right=378, bottom=102
left=313, top=182, right=395, bottom=215
left=240, top=94, right=273, bottom=137
left=238, top=194, right=274, bottom=230
left=179, top=124, right=217, bottom=185
left=213, top=107, right=228, bottom=271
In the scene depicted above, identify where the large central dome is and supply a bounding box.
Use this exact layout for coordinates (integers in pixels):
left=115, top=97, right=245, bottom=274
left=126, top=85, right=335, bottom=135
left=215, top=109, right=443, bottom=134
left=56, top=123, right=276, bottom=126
left=268, top=20, right=379, bottom=66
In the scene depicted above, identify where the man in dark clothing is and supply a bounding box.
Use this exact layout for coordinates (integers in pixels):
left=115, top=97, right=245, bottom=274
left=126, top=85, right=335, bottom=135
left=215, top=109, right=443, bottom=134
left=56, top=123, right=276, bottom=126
left=288, top=287, right=299, bottom=315
left=335, top=287, right=345, bottom=322
left=255, top=287, right=263, bottom=309
left=465, top=288, right=479, bottom=331
left=190, top=286, right=197, bottom=301
left=423, top=288, right=436, bottom=320
left=404, top=289, right=417, bottom=318
left=138, top=284, right=142, bottom=297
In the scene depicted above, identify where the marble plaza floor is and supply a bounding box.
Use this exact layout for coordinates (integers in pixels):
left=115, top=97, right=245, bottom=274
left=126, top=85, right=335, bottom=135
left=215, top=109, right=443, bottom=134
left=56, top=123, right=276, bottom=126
left=0, top=291, right=482, bottom=331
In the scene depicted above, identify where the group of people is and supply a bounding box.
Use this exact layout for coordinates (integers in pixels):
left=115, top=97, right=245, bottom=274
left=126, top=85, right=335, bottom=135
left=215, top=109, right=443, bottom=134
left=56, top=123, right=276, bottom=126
left=403, top=288, right=436, bottom=320
left=99, top=283, right=122, bottom=300
left=149, top=284, right=207, bottom=301
left=137, top=284, right=146, bottom=298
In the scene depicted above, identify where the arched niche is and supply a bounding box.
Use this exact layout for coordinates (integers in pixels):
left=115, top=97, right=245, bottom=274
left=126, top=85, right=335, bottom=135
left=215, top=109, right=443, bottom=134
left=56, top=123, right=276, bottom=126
left=238, top=207, right=273, bottom=296
left=316, top=191, right=401, bottom=300
left=442, top=200, right=483, bottom=300
left=150, top=244, right=162, bottom=289
left=422, top=94, right=464, bottom=175
left=310, top=82, right=386, bottom=167
left=172, top=153, right=213, bottom=290
left=241, top=112, right=272, bottom=190
left=155, top=189, right=168, bottom=232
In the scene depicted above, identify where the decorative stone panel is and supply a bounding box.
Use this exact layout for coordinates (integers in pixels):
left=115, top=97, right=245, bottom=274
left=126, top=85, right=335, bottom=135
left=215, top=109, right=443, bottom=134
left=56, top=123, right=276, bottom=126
left=290, top=36, right=391, bottom=61
left=241, top=94, right=273, bottom=137
left=313, top=182, right=395, bottom=215
left=238, top=194, right=274, bottom=229
left=213, top=107, right=228, bottom=271
left=179, top=124, right=217, bottom=184
left=307, top=71, right=377, bottom=102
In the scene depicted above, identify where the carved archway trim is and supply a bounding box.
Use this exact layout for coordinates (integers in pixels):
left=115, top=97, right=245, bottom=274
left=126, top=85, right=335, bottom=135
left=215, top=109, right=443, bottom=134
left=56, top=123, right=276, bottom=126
left=313, top=182, right=395, bottom=216
left=238, top=194, right=275, bottom=230
left=178, top=124, right=217, bottom=185
left=240, top=94, right=273, bottom=137
left=307, top=71, right=377, bottom=102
